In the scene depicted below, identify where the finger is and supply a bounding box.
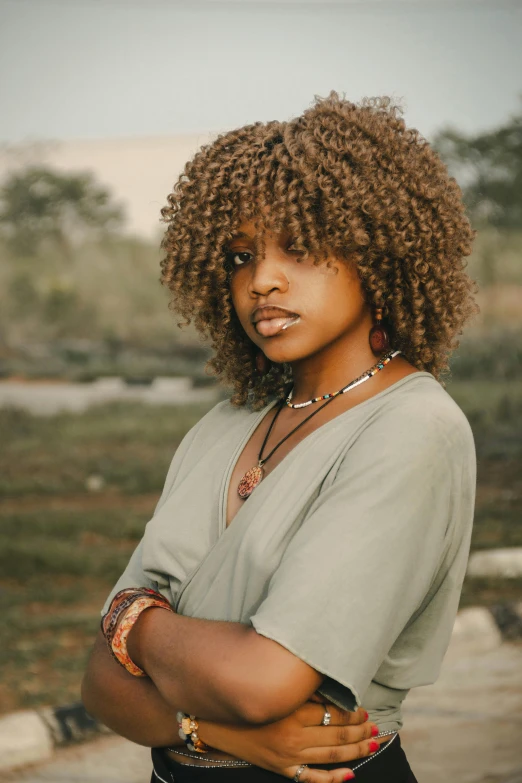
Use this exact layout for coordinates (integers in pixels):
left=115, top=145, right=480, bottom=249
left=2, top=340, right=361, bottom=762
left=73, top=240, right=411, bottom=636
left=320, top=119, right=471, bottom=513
left=301, top=702, right=369, bottom=728
left=299, top=736, right=381, bottom=765
left=287, top=764, right=355, bottom=783
left=327, top=704, right=368, bottom=727
left=343, top=705, right=368, bottom=725
left=304, top=720, right=379, bottom=748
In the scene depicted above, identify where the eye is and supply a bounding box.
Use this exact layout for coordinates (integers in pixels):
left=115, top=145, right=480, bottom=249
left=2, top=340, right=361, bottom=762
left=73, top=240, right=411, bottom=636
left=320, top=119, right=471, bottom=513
left=227, top=250, right=253, bottom=267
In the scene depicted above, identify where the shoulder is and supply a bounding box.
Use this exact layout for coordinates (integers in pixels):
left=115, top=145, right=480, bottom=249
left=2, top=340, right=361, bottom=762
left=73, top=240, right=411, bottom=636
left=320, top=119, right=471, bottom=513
left=194, top=397, right=261, bottom=432
left=352, top=373, right=475, bottom=464
left=155, top=398, right=259, bottom=506
left=391, top=373, right=472, bottom=432
left=180, top=397, right=267, bottom=450
left=330, top=375, right=476, bottom=520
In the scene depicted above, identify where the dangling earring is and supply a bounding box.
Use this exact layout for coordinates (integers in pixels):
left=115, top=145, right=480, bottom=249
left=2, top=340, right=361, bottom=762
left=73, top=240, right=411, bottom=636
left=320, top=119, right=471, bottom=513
left=255, top=351, right=270, bottom=375
left=369, top=307, right=391, bottom=355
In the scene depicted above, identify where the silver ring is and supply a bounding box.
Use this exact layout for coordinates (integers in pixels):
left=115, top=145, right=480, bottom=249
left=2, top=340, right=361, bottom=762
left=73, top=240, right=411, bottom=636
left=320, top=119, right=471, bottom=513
left=321, top=704, right=332, bottom=726
left=293, top=764, right=308, bottom=781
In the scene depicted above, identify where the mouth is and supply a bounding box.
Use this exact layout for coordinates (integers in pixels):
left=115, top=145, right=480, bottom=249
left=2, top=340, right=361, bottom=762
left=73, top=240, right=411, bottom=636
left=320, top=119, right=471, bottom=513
left=252, top=306, right=301, bottom=338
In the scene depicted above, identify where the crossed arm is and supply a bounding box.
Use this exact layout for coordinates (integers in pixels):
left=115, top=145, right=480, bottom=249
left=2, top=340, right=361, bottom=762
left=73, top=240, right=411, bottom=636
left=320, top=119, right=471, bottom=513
left=81, top=606, right=325, bottom=746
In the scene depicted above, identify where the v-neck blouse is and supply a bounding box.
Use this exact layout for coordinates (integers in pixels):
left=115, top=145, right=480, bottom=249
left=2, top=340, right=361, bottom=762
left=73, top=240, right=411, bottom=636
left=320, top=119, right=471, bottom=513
left=102, top=372, right=476, bottom=732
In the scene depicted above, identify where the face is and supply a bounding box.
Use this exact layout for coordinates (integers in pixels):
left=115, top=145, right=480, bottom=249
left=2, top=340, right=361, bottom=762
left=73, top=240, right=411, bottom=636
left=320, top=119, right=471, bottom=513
left=227, top=220, right=372, bottom=365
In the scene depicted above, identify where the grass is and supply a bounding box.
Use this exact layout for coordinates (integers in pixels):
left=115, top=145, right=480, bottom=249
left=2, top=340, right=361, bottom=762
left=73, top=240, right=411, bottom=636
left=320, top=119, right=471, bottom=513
left=0, top=401, right=216, bottom=713
left=471, top=507, right=522, bottom=550
left=0, top=401, right=213, bottom=497
left=0, top=577, right=106, bottom=711
left=459, top=578, right=522, bottom=609
left=446, top=379, right=522, bottom=427
left=0, top=383, right=521, bottom=715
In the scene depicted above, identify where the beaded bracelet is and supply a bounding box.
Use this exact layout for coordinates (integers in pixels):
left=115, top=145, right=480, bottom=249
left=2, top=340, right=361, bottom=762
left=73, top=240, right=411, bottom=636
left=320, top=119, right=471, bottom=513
left=176, top=711, right=212, bottom=753
left=110, top=596, right=173, bottom=676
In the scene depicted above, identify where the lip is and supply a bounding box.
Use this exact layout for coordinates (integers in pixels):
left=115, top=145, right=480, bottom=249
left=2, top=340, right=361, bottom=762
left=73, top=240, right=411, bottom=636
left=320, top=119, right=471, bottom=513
left=251, top=305, right=300, bottom=324
left=251, top=305, right=301, bottom=338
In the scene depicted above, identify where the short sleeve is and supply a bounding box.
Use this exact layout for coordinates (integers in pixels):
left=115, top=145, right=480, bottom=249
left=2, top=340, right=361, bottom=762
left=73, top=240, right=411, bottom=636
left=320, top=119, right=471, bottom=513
left=100, top=410, right=210, bottom=615
left=250, top=400, right=475, bottom=711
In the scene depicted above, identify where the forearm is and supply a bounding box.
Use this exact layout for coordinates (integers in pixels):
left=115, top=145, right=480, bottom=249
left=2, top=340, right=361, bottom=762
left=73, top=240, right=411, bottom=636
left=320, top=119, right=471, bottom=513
left=82, top=631, right=184, bottom=747
left=127, top=608, right=322, bottom=724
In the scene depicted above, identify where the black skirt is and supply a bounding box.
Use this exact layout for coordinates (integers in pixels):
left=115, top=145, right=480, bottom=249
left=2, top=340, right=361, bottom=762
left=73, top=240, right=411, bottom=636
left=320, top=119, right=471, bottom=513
left=150, top=734, right=418, bottom=782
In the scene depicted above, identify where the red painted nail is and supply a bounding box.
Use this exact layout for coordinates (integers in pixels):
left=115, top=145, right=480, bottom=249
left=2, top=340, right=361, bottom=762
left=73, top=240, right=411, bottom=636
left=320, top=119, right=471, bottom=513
left=343, top=773, right=355, bottom=781
left=371, top=725, right=379, bottom=737
left=369, top=740, right=379, bottom=753
left=363, top=710, right=369, bottom=721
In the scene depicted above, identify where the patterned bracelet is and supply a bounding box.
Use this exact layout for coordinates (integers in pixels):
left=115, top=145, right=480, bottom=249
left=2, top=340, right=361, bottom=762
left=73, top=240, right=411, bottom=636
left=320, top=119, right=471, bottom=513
left=101, top=588, right=173, bottom=677
left=102, top=588, right=171, bottom=641
left=176, top=711, right=212, bottom=753
left=102, top=593, right=143, bottom=641
left=110, top=596, right=173, bottom=676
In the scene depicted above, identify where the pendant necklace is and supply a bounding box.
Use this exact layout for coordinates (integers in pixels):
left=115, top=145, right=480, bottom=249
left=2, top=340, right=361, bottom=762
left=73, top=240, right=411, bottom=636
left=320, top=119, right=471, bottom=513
left=237, top=349, right=401, bottom=499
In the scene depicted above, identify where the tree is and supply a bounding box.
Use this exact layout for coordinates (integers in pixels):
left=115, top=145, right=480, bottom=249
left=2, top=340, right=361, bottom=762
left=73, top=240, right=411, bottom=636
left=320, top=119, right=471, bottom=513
left=434, top=105, right=522, bottom=229
left=0, top=166, right=125, bottom=256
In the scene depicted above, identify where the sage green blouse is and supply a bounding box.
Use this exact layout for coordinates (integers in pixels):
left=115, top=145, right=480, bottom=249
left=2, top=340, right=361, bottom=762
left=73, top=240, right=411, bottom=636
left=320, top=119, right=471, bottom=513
left=102, top=372, right=476, bottom=732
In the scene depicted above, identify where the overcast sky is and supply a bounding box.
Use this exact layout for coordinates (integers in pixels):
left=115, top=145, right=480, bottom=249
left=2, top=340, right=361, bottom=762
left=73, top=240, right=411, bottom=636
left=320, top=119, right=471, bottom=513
left=1, top=0, right=521, bottom=144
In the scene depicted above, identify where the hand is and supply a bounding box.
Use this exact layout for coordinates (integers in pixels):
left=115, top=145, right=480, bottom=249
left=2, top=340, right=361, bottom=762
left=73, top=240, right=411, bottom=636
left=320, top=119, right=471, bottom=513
left=199, top=701, right=381, bottom=782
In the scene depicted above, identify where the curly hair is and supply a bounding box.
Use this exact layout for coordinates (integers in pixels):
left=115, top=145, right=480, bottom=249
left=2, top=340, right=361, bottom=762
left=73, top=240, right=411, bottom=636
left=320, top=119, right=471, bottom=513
left=160, top=91, right=478, bottom=408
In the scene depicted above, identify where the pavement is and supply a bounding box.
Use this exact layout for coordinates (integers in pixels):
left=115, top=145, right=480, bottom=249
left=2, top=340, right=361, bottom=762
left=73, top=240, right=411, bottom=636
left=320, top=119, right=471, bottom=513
left=1, top=609, right=521, bottom=782
left=0, top=378, right=217, bottom=416
left=401, top=636, right=522, bottom=782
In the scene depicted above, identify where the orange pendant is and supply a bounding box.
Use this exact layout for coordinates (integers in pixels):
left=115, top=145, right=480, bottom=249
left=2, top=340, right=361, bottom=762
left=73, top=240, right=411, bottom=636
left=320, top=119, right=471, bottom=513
left=237, top=465, right=264, bottom=499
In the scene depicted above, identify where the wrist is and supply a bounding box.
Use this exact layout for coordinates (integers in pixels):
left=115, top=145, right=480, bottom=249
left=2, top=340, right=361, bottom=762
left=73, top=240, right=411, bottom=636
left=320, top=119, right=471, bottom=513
left=101, top=587, right=173, bottom=677
left=196, top=720, right=223, bottom=751
left=196, top=720, right=244, bottom=760
left=126, top=606, right=169, bottom=673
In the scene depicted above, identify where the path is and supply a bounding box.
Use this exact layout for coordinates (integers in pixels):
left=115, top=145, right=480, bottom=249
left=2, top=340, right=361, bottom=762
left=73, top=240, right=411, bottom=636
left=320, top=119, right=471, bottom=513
left=0, top=378, right=217, bottom=416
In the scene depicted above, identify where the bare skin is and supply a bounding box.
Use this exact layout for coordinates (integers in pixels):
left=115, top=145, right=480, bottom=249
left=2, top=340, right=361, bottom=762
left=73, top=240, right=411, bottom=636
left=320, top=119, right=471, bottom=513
left=82, top=222, right=416, bottom=782
left=83, top=629, right=380, bottom=781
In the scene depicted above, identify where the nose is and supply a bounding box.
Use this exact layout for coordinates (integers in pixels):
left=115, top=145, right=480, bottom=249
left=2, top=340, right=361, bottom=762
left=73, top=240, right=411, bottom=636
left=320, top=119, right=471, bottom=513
left=248, top=248, right=289, bottom=298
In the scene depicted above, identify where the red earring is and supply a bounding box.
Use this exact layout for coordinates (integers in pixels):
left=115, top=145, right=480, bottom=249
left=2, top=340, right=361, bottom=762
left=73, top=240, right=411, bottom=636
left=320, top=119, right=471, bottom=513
left=369, top=307, right=391, bottom=355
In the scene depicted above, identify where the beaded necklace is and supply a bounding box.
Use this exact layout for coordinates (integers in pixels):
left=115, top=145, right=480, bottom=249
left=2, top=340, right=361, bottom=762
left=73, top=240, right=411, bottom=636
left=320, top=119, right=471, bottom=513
left=237, top=349, right=401, bottom=499
left=286, top=350, right=401, bottom=408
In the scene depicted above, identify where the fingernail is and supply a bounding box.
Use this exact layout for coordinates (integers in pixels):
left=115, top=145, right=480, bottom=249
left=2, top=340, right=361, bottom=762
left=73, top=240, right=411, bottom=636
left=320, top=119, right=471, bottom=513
left=369, top=740, right=379, bottom=753
left=343, top=773, right=355, bottom=781
left=363, top=710, right=369, bottom=721
left=371, top=725, right=379, bottom=737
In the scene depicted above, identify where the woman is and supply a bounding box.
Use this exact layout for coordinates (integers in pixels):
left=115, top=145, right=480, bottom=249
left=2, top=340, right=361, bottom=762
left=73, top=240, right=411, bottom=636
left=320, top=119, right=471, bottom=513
left=82, top=92, right=478, bottom=782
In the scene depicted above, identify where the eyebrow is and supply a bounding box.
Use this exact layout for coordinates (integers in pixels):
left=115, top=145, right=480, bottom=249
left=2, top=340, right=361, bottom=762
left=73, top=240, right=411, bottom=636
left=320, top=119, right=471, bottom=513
left=228, top=231, right=255, bottom=241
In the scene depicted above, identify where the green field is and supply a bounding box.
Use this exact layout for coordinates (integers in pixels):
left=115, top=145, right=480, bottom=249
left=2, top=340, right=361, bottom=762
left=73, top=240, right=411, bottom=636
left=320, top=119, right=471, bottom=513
left=1, top=385, right=521, bottom=714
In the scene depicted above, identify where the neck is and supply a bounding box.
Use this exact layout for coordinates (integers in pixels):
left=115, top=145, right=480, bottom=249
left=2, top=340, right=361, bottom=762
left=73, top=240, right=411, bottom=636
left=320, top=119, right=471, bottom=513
left=289, top=338, right=382, bottom=404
